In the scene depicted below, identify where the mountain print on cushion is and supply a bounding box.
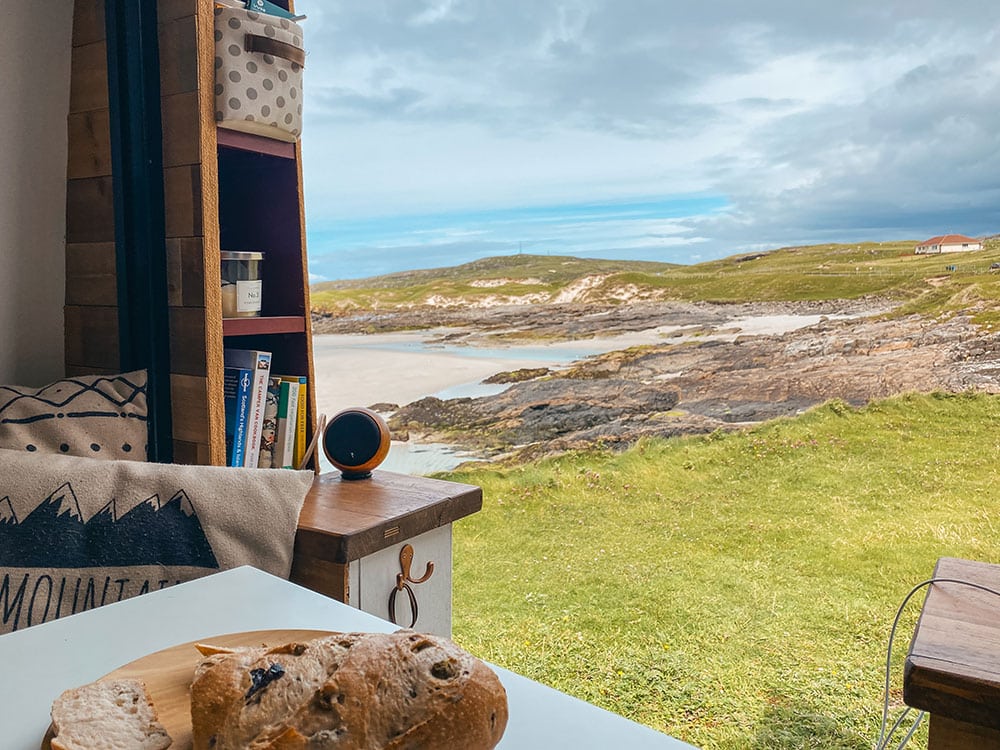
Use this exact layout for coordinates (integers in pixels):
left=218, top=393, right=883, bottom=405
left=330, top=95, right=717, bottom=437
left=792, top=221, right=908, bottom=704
left=0, top=484, right=218, bottom=568
left=0, top=370, right=147, bottom=460
left=0, top=447, right=314, bottom=634
left=0, top=496, right=16, bottom=524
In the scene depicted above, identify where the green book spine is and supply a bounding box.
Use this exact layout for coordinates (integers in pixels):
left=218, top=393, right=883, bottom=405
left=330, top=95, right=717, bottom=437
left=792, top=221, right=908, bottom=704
left=274, top=380, right=292, bottom=469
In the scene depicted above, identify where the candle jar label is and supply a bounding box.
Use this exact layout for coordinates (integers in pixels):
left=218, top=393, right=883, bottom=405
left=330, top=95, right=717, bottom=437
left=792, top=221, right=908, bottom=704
left=236, top=279, right=263, bottom=314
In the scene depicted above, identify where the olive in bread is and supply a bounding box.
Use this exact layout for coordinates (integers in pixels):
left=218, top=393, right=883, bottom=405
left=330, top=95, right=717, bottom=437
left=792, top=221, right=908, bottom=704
left=50, top=677, right=172, bottom=750
left=191, top=630, right=508, bottom=749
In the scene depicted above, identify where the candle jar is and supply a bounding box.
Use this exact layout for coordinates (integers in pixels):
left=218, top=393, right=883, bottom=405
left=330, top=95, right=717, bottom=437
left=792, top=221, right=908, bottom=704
left=221, top=251, right=264, bottom=318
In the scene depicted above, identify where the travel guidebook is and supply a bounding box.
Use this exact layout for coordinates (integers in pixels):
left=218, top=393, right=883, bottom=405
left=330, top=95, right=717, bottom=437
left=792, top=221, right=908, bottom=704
left=223, top=348, right=272, bottom=468
left=223, top=365, right=254, bottom=467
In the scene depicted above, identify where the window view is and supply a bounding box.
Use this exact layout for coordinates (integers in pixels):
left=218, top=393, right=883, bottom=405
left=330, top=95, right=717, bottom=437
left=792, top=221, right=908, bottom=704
left=291, top=3, right=1000, bottom=748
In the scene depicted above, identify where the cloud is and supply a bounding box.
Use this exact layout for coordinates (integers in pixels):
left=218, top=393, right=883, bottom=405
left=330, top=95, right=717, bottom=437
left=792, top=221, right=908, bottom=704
left=295, top=1, right=1000, bottom=277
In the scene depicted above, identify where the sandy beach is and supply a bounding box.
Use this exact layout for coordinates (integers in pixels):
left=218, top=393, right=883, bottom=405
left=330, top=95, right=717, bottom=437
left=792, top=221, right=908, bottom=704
left=311, top=331, right=549, bottom=419
left=312, top=331, right=559, bottom=473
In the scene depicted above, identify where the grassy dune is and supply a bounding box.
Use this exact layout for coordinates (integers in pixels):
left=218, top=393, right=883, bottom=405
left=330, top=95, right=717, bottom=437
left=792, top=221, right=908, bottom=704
left=312, top=239, right=1000, bottom=325
left=445, top=393, right=1000, bottom=749
left=312, top=255, right=678, bottom=309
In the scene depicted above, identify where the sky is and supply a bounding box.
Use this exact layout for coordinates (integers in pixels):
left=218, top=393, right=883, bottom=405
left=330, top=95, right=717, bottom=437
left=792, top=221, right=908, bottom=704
left=294, top=1, right=1000, bottom=281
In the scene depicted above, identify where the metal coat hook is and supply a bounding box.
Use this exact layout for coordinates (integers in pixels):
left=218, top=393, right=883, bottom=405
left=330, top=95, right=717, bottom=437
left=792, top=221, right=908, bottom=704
left=388, top=544, right=435, bottom=628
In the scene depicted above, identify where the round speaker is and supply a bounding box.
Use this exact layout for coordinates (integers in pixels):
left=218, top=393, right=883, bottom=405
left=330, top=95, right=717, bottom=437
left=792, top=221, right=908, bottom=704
left=323, top=407, right=391, bottom=480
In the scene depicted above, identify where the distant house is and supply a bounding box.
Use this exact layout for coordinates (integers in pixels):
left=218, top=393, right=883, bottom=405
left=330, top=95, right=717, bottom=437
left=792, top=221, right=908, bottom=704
left=914, top=234, right=983, bottom=254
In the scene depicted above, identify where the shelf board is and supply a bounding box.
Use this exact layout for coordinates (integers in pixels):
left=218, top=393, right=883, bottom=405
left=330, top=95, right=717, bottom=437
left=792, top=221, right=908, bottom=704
left=223, top=315, right=306, bottom=336
left=216, top=127, right=296, bottom=159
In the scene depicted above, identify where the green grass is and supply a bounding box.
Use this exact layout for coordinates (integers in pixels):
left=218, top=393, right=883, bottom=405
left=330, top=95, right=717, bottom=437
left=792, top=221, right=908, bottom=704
left=442, top=393, right=1000, bottom=749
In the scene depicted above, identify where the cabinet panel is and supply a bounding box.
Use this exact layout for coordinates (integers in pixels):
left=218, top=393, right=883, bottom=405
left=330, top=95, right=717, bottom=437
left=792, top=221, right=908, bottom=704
left=352, top=525, right=453, bottom=638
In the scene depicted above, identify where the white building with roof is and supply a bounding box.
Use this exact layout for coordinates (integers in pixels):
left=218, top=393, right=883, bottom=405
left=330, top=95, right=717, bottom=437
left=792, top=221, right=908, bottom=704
left=915, top=234, right=983, bottom=254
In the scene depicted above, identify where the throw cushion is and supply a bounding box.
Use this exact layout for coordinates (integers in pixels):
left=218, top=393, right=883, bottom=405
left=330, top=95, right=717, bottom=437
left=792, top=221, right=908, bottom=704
left=0, top=448, right=314, bottom=634
left=0, top=371, right=148, bottom=460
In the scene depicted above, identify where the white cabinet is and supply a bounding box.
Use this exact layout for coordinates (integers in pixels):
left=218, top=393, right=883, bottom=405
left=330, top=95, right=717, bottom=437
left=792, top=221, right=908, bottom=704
left=289, top=470, right=482, bottom=639
left=346, top=525, right=452, bottom=637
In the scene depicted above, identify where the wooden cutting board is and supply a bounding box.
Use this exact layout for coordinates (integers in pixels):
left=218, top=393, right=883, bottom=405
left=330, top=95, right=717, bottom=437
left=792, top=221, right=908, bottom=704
left=42, top=629, right=335, bottom=750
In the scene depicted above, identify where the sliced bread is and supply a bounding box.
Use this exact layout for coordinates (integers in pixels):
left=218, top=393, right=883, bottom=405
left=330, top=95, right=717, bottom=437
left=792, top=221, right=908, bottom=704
left=50, top=677, right=172, bottom=750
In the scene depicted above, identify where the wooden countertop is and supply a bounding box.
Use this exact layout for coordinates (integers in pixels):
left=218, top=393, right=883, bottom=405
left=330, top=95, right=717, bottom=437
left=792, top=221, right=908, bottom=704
left=903, top=556, right=1000, bottom=729
left=293, top=470, right=483, bottom=565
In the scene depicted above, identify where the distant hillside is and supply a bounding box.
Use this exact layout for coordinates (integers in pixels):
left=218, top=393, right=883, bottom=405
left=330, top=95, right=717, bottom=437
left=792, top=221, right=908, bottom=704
left=311, top=240, right=1000, bottom=325
left=311, top=254, right=678, bottom=307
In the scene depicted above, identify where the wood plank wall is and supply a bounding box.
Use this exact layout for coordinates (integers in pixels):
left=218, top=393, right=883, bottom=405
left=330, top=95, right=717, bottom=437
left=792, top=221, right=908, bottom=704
left=158, top=0, right=225, bottom=466
left=66, top=0, right=225, bottom=465
left=66, top=0, right=118, bottom=374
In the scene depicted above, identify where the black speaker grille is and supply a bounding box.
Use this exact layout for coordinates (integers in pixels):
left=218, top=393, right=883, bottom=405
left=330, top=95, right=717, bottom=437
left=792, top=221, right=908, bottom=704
left=324, top=411, right=382, bottom=468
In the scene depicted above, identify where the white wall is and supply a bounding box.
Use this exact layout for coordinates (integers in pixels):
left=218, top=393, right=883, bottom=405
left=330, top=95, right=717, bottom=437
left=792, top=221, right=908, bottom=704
left=941, top=242, right=982, bottom=253
left=0, top=4, right=73, bottom=386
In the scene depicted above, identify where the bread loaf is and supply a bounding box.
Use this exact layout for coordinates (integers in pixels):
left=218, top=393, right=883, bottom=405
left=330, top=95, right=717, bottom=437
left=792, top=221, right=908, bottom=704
left=50, top=677, right=172, bottom=750
left=190, top=631, right=508, bottom=750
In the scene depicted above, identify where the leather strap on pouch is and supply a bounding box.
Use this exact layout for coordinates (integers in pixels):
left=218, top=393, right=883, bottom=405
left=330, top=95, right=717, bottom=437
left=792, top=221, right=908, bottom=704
left=244, top=34, right=305, bottom=67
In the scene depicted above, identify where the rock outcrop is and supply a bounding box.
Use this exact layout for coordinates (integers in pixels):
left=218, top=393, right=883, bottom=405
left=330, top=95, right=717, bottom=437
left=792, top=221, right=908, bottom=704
left=317, top=301, right=1000, bottom=465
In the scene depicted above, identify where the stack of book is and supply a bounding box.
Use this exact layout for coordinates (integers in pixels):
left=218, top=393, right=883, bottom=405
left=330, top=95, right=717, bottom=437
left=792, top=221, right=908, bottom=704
left=223, top=348, right=308, bottom=469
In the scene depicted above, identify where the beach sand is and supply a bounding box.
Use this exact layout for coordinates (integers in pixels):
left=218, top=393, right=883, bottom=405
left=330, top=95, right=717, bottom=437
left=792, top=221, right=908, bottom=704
left=311, top=332, right=546, bottom=419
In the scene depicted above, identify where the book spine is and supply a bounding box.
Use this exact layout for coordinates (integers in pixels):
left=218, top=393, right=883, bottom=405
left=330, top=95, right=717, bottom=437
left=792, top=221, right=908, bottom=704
left=256, top=376, right=281, bottom=468
left=274, top=381, right=292, bottom=469
left=242, top=353, right=272, bottom=468
left=293, top=379, right=307, bottom=468
left=223, top=367, right=254, bottom=467
left=277, top=375, right=308, bottom=469
left=279, top=381, right=300, bottom=468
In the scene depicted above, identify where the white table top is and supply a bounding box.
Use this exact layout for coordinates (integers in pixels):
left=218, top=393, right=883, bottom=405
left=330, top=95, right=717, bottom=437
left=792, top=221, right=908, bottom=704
left=0, top=566, right=693, bottom=749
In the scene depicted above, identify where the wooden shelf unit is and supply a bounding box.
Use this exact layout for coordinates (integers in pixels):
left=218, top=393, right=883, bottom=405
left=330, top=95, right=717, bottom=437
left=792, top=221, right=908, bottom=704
left=65, top=0, right=316, bottom=467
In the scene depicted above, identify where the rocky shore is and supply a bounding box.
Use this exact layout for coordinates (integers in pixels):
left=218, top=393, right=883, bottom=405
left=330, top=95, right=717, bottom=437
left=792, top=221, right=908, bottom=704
left=315, top=300, right=1000, bottom=465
